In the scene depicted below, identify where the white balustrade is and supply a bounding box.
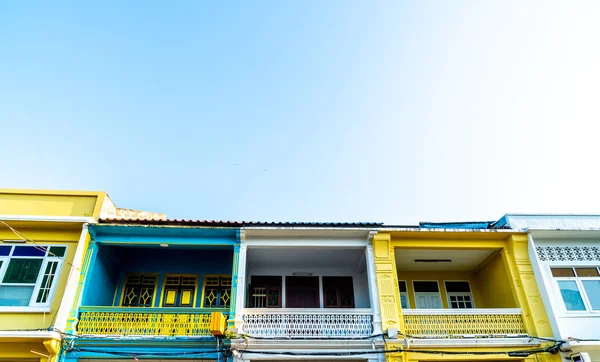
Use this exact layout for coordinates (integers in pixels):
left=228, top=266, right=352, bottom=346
left=242, top=308, right=373, bottom=338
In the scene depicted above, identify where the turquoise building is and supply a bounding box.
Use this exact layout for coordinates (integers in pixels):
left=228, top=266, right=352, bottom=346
left=63, top=219, right=241, bottom=362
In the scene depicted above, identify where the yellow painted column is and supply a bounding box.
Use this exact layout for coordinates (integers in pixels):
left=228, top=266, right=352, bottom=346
left=373, top=232, right=403, bottom=333
left=503, top=234, right=553, bottom=338
left=43, top=339, right=61, bottom=362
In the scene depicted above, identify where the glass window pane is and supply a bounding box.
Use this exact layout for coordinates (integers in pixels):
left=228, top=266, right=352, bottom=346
left=48, top=246, right=66, bottom=257
left=582, top=280, right=600, bottom=310
left=400, top=294, right=408, bottom=308
left=413, top=281, right=439, bottom=292
left=12, top=246, right=46, bottom=257
left=551, top=268, right=575, bottom=277
left=0, top=246, right=11, bottom=256
left=0, top=285, right=35, bottom=306
left=3, top=259, right=43, bottom=283
left=557, top=281, right=587, bottom=311
left=398, top=281, right=407, bottom=292
left=445, top=281, right=471, bottom=293
left=575, top=268, right=600, bottom=277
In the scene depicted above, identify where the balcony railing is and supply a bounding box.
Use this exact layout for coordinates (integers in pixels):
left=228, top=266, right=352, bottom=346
left=77, top=306, right=228, bottom=337
left=402, top=308, right=526, bottom=338
left=242, top=308, right=373, bottom=338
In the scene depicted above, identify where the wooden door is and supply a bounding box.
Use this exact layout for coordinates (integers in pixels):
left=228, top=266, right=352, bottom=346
left=286, top=276, right=319, bottom=308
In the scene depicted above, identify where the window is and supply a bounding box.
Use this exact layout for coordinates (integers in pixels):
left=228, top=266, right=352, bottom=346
left=398, top=281, right=410, bottom=309
left=202, top=275, right=231, bottom=308
left=0, top=245, right=65, bottom=307
left=249, top=276, right=282, bottom=308
left=445, top=281, right=474, bottom=309
left=323, top=277, right=354, bottom=308
left=413, top=281, right=442, bottom=309
left=121, top=273, right=158, bottom=307
left=551, top=267, right=600, bottom=312
left=162, top=274, right=197, bottom=307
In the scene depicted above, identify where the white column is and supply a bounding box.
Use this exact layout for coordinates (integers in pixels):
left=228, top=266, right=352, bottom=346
left=366, top=242, right=383, bottom=335
left=282, top=275, right=287, bottom=308
left=318, top=276, right=324, bottom=308
left=234, top=243, right=248, bottom=332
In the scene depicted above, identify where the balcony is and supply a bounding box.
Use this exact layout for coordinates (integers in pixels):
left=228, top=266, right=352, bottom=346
left=240, top=246, right=377, bottom=338
left=75, top=243, right=233, bottom=337
left=395, top=247, right=529, bottom=339
left=243, top=308, right=373, bottom=338
left=77, top=306, right=220, bottom=337
left=402, top=308, right=526, bottom=338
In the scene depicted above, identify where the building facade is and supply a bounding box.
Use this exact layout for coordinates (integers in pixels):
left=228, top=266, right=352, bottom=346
left=63, top=218, right=240, bottom=362
left=0, top=189, right=117, bottom=362
left=372, top=224, right=562, bottom=362
left=500, top=214, right=600, bottom=362
left=229, top=222, right=385, bottom=362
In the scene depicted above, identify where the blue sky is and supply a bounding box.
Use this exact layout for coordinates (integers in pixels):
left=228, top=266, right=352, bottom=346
left=2, top=1, right=600, bottom=224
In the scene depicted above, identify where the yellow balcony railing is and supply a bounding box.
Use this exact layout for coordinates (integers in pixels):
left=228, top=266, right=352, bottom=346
left=402, top=309, right=526, bottom=338
left=77, top=307, right=228, bottom=337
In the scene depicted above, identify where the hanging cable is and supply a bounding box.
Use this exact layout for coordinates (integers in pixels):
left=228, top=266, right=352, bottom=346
left=0, top=220, right=80, bottom=270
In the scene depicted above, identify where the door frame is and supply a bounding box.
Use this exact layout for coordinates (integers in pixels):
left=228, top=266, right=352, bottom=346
left=412, top=280, right=442, bottom=309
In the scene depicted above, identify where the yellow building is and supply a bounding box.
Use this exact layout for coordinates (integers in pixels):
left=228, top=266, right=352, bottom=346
left=373, top=224, right=562, bottom=362
left=0, top=189, right=163, bottom=362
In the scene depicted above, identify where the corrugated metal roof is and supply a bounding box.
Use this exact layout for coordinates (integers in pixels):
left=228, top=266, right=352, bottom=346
left=98, top=218, right=382, bottom=228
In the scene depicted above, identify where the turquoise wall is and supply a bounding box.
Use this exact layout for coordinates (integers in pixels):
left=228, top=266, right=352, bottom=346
left=82, top=246, right=233, bottom=308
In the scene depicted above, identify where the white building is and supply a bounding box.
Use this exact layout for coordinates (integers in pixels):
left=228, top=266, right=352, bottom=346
left=499, top=214, right=600, bottom=362
left=230, top=223, right=384, bottom=362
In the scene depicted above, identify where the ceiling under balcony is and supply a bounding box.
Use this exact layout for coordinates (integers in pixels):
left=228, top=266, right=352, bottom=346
left=395, top=248, right=498, bottom=271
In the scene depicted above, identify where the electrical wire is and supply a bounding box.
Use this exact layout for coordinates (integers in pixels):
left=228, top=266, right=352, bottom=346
left=0, top=220, right=80, bottom=271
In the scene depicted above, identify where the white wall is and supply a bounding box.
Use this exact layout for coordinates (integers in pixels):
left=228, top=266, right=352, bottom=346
left=532, top=237, right=600, bottom=340
left=242, top=231, right=373, bottom=309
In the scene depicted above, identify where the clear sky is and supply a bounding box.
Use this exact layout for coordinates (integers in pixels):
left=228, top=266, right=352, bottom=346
left=2, top=1, right=600, bottom=224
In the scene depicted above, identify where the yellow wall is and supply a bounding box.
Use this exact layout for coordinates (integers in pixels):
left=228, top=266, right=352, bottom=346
left=473, top=252, right=518, bottom=308
left=0, top=227, right=81, bottom=330
left=375, top=231, right=560, bottom=362
left=397, top=270, right=484, bottom=309
left=0, top=189, right=106, bottom=218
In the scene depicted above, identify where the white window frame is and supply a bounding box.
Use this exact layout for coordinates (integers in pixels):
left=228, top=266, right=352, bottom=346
left=444, top=280, right=475, bottom=309
left=0, top=244, right=65, bottom=312
left=551, top=266, right=600, bottom=314
left=398, top=280, right=410, bottom=309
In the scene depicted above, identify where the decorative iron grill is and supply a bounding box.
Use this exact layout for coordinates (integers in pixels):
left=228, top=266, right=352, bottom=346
left=78, top=311, right=212, bottom=337
left=243, top=311, right=373, bottom=338
left=403, top=312, right=526, bottom=338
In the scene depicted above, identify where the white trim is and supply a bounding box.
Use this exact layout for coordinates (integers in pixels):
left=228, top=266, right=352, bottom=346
left=444, top=280, right=476, bottom=309
left=0, top=244, right=67, bottom=308
left=550, top=266, right=600, bottom=313
left=29, top=258, right=64, bottom=307
left=388, top=337, right=538, bottom=348
left=0, top=215, right=95, bottom=223
left=243, top=307, right=373, bottom=315
left=318, top=276, right=324, bottom=308
left=365, top=242, right=382, bottom=335
left=412, top=280, right=442, bottom=309
left=244, top=239, right=368, bottom=247
left=398, top=280, right=410, bottom=309
left=0, top=306, right=52, bottom=313
left=0, top=330, right=61, bottom=339
left=402, top=308, right=522, bottom=315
